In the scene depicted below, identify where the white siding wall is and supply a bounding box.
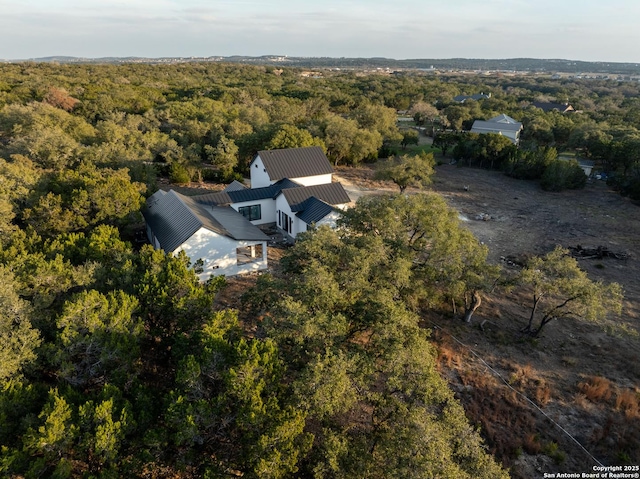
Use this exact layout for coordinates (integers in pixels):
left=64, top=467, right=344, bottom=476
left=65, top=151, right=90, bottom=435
left=275, top=196, right=308, bottom=239
left=289, top=173, right=333, bottom=186
left=175, top=227, right=268, bottom=281
left=250, top=156, right=272, bottom=188
left=275, top=195, right=296, bottom=239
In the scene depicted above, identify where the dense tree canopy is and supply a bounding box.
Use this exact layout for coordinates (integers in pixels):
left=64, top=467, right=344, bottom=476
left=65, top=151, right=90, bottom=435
left=258, top=225, right=508, bottom=478
left=0, top=60, right=635, bottom=477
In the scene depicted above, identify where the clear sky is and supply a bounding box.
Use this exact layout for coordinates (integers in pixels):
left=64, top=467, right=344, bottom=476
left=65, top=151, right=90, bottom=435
left=1, top=0, right=639, bottom=63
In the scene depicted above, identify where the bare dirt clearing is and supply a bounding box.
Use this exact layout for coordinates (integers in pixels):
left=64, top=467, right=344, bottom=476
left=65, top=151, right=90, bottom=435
left=336, top=162, right=640, bottom=476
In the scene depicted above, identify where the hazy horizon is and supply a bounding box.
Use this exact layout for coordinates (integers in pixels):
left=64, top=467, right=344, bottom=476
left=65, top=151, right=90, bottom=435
left=2, top=0, right=639, bottom=64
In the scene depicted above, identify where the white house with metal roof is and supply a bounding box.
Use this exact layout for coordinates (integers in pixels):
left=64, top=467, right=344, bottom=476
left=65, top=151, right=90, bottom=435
left=194, top=178, right=301, bottom=228
left=453, top=92, right=492, bottom=103
left=142, top=190, right=269, bottom=280
left=142, top=147, right=353, bottom=279
left=470, top=114, right=523, bottom=144
left=274, top=182, right=351, bottom=239
left=197, top=147, right=351, bottom=240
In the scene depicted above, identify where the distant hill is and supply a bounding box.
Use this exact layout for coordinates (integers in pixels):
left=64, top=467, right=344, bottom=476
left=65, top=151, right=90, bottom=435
left=8, top=55, right=640, bottom=75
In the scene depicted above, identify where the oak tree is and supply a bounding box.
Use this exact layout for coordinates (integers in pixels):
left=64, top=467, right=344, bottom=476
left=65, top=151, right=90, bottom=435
left=519, top=246, right=623, bottom=336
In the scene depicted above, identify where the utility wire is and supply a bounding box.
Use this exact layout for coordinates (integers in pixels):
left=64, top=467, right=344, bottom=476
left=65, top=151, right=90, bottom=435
left=428, top=320, right=605, bottom=468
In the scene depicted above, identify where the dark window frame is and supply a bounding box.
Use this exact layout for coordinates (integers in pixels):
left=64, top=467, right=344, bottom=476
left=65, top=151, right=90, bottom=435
left=238, top=204, right=261, bottom=221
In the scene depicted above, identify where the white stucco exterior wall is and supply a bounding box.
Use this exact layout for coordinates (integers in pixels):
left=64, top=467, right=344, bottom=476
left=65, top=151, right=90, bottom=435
left=174, top=227, right=268, bottom=281
left=250, top=156, right=272, bottom=188
left=146, top=223, right=161, bottom=249
left=275, top=195, right=303, bottom=239
left=274, top=196, right=308, bottom=239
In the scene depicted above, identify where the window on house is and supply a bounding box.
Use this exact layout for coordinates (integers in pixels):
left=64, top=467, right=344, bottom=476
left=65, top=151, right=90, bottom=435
left=236, top=244, right=264, bottom=265
left=238, top=204, right=261, bottom=221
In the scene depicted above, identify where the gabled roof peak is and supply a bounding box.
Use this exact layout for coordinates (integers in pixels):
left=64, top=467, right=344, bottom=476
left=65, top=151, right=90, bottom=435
left=254, top=146, right=333, bottom=182
left=142, top=189, right=267, bottom=252
left=488, top=114, right=519, bottom=124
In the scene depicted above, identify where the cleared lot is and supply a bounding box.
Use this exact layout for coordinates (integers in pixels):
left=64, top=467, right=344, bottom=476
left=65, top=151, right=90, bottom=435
left=336, top=162, right=640, bottom=475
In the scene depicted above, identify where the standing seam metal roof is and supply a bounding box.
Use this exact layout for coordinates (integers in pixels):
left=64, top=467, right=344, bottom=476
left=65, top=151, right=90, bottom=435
left=531, top=102, right=574, bottom=113
left=471, top=120, right=522, bottom=133
left=488, top=114, right=521, bottom=125
left=255, top=146, right=334, bottom=182
left=280, top=182, right=351, bottom=212
left=222, top=180, right=248, bottom=192
left=193, top=178, right=302, bottom=206
left=296, top=197, right=336, bottom=224
left=142, top=190, right=267, bottom=252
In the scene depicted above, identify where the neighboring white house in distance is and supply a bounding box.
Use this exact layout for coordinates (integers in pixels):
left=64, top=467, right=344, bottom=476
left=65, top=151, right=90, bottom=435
left=142, top=189, right=269, bottom=280
left=470, top=114, right=523, bottom=144
left=558, top=157, right=595, bottom=177
left=142, top=147, right=352, bottom=279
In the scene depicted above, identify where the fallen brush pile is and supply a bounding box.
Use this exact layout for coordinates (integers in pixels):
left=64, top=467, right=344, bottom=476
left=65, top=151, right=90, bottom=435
left=568, top=245, right=629, bottom=260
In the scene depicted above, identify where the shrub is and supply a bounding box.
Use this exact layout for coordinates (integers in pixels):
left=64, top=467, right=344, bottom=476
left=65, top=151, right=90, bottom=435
left=504, top=147, right=556, bottom=180
left=540, top=159, right=587, bottom=191
left=608, top=176, right=640, bottom=201
left=169, top=163, right=191, bottom=184
left=578, top=376, right=613, bottom=403
left=615, top=389, right=640, bottom=419
left=542, top=441, right=566, bottom=464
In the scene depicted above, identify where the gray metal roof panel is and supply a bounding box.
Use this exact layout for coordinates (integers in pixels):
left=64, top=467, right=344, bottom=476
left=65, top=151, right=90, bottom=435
left=281, top=182, right=351, bottom=212
left=296, top=197, right=335, bottom=224
left=178, top=194, right=268, bottom=241
left=488, top=114, right=521, bottom=125
left=255, top=146, right=333, bottom=182
left=222, top=180, right=248, bottom=192
left=205, top=206, right=269, bottom=241
left=190, top=190, right=233, bottom=206
left=142, top=190, right=203, bottom=252
left=143, top=190, right=267, bottom=250
left=471, top=120, right=522, bottom=133
left=193, top=178, right=303, bottom=206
